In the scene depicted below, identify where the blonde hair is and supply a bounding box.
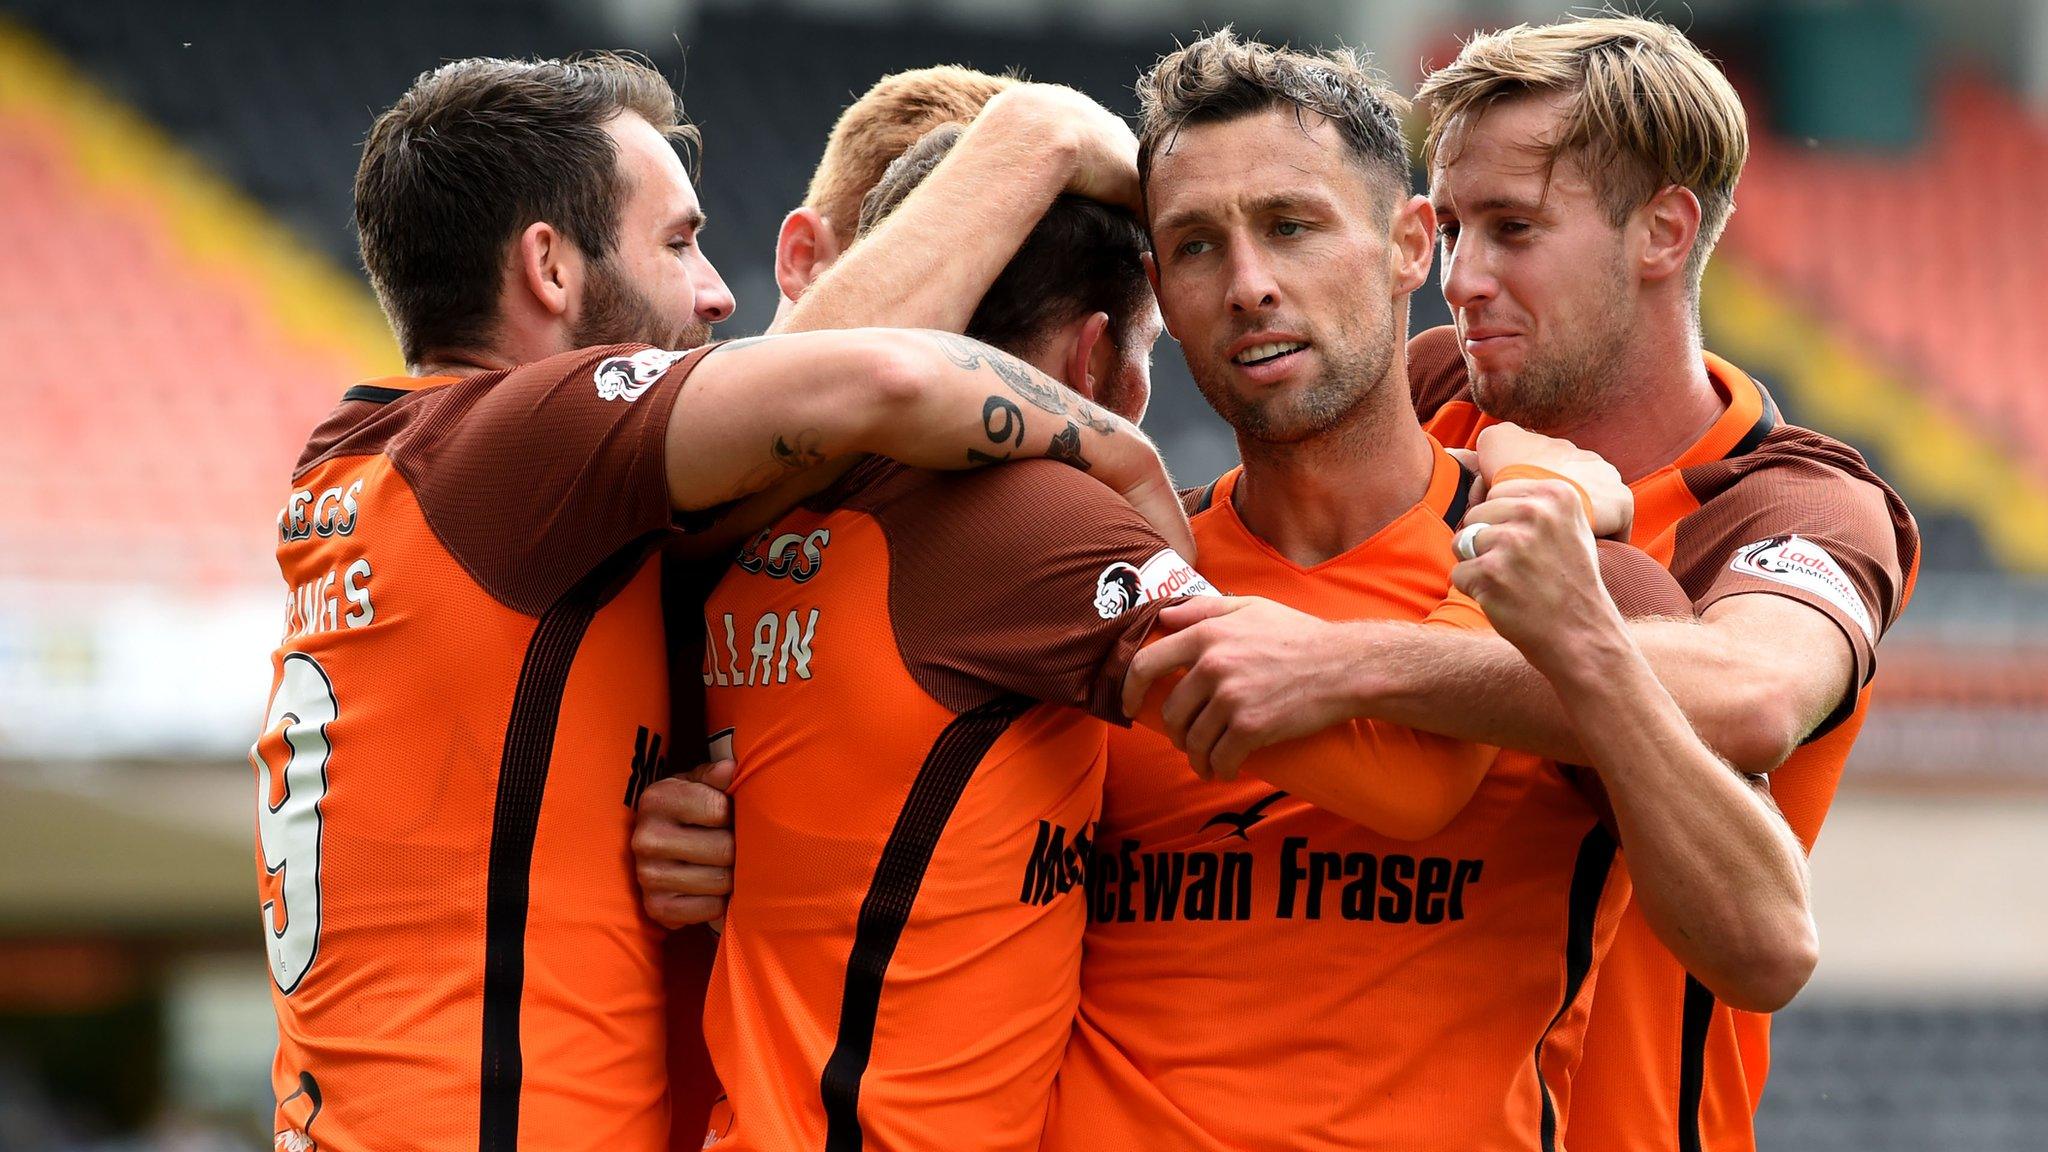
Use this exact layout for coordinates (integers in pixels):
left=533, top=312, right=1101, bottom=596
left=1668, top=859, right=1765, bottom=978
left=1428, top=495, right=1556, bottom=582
left=1417, top=15, right=1748, bottom=287
left=804, top=66, right=1017, bottom=248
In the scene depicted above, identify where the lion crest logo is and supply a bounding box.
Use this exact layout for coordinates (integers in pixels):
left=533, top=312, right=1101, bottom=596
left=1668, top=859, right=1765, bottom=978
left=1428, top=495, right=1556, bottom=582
left=1094, top=563, right=1145, bottom=619
left=594, top=347, right=690, bottom=402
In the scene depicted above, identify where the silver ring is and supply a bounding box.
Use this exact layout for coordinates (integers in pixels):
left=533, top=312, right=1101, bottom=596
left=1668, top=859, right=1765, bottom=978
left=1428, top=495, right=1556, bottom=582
left=1453, top=522, right=1490, bottom=562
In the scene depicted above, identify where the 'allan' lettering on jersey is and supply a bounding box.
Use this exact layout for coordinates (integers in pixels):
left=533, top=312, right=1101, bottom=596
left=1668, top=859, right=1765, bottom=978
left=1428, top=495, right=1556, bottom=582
left=702, top=609, right=820, bottom=687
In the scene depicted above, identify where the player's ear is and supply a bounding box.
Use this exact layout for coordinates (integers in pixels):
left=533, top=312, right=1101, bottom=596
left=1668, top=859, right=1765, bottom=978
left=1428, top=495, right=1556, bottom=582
left=1389, top=193, right=1435, bottom=296
left=1637, top=184, right=1701, bottom=285
left=1064, top=311, right=1114, bottom=402
left=775, top=207, right=842, bottom=303
left=518, top=220, right=575, bottom=319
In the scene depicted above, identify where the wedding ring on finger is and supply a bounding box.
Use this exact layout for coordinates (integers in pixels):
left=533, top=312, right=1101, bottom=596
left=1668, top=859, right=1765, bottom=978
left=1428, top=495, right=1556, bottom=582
left=1453, top=521, right=1491, bottom=563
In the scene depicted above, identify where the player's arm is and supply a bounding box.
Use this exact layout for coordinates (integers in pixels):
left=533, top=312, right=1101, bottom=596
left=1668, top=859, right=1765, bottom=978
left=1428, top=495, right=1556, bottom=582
left=1334, top=596, right=1847, bottom=772
left=773, top=83, right=1139, bottom=336
left=1445, top=477, right=1816, bottom=1012
left=1130, top=667, right=1498, bottom=841
left=665, top=329, right=1191, bottom=558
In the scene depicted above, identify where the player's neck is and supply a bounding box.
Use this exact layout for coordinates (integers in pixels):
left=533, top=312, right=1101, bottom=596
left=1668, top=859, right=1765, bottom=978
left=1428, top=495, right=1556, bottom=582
left=1556, top=317, right=1723, bottom=482
left=1232, top=369, right=1438, bottom=568
left=414, top=323, right=573, bottom=379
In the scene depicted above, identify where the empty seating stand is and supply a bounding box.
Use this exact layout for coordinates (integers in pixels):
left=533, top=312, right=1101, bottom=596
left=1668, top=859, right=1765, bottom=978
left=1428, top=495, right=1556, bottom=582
left=1728, top=79, right=2048, bottom=482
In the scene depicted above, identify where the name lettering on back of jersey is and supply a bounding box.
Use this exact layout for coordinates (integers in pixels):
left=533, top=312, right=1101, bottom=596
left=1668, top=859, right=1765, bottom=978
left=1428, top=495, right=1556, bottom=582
left=703, top=609, right=820, bottom=687
left=1094, top=548, right=1218, bottom=619
left=278, top=480, right=364, bottom=544
left=734, top=528, right=830, bottom=581
left=1729, top=534, right=1875, bottom=641
left=282, top=558, right=374, bottom=641
left=594, top=347, right=688, bottom=402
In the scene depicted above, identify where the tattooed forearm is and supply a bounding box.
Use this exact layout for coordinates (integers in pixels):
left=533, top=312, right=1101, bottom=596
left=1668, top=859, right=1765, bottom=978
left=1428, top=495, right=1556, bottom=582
left=966, top=394, right=1025, bottom=466
left=772, top=429, right=826, bottom=470
left=1045, top=421, right=1092, bottom=472
left=1072, top=398, right=1119, bottom=436
left=930, top=332, right=1078, bottom=419
left=724, top=428, right=827, bottom=501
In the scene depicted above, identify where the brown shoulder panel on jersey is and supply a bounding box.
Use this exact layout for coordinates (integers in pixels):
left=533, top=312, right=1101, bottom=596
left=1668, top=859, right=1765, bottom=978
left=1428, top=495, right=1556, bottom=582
left=1670, top=424, right=1918, bottom=728
left=1181, top=478, right=1223, bottom=518
left=845, top=459, right=1185, bottom=721
left=393, top=343, right=718, bottom=617
left=1595, top=540, right=1696, bottom=619
left=295, top=383, right=452, bottom=476
left=1407, top=325, right=1474, bottom=423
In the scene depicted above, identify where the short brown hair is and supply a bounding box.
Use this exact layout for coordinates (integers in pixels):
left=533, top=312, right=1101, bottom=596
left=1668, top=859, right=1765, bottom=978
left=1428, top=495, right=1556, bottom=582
left=1136, top=28, right=1411, bottom=203
left=355, top=52, right=698, bottom=363
left=858, top=124, right=1151, bottom=361
left=806, top=66, right=1016, bottom=249
left=1416, top=15, right=1748, bottom=287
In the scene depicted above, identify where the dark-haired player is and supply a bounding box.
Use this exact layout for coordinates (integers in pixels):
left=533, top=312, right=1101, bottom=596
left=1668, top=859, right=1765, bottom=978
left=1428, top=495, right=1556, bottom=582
left=692, top=123, right=1197, bottom=1152
left=254, top=54, right=1183, bottom=1152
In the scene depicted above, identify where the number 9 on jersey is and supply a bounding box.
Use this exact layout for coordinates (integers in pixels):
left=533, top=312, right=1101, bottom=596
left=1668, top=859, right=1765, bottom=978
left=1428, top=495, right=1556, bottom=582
left=252, top=652, right=335, bottom=994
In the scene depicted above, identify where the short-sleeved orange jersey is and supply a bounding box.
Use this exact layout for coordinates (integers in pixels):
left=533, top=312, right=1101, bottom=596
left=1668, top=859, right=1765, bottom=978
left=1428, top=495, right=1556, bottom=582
left=1044, top=447, right=1657, bottom=1152
left=698, top=458, right=1207, bottom=1152
left=1412, top=327, right=1920, bottom=1152
left=256, top=343, right=721, bottom=1152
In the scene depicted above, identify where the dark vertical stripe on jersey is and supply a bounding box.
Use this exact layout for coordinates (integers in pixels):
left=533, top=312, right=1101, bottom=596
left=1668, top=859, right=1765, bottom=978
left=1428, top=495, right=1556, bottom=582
left=477, top=547, right=647, bottom=1152
left=1531, top=824, right=1619, bottom=1152
left=1443, top=463, right=1480, bottom=528
left=1677, top=975, right=1717, bottom=1152
left=1192, top=477, right=1222, bottom=515
left=820, top=695, right=1033, bottom=1152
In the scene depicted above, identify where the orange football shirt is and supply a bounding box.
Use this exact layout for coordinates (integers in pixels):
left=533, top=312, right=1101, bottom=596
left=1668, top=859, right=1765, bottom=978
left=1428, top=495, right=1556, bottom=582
left=1044, top=447, right=1694, bottom=1152
left=698, top=458, right=1212, bottom=1152
left=257, top=343, right=723, bottom=1152
left=1411, top=326, right=1921, bottom=1152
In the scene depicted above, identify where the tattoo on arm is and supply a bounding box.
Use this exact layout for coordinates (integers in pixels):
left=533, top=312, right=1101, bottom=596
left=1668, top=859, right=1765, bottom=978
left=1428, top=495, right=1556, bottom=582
left=723, top=428, right=826, bottom=501
left=966, top=394, right=1027, bottom=466
left=772, top=429, right=826, bottom=470
left=1045, top=421, right=1091, bottom=472
left=932, top=332, right=1086, bottom=420
left=1071, top=399, right=1119, bottom=436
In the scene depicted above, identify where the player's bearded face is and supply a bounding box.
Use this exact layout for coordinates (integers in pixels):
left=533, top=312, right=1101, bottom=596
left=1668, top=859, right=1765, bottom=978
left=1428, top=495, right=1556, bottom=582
left=1433, top=97, right=1639, bottom=434
left=573, top=255, right=711, bottom=352
left=1147, top=110, right=1401, bottom=446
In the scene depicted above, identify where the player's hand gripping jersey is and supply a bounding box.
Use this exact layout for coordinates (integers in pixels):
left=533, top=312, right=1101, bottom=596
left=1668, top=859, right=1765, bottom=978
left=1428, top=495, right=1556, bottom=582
left=256, top=344, right=719, bottom=1152
left=698, top=457, right=1213, bottom=1152
left=1411, top=327, right=1920, bottom=1152
left=1044, top=447, right=1696, bottom=1152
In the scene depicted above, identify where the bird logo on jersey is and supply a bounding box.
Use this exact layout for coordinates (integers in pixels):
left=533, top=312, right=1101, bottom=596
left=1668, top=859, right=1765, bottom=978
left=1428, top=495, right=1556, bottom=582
left=594, top=347, right=690, bottom=402
left=1201, top=790, right=1290, bottom=841
left=1094, top=563, right=1144, bottom=619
